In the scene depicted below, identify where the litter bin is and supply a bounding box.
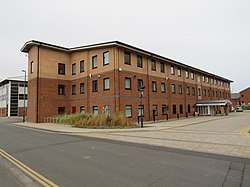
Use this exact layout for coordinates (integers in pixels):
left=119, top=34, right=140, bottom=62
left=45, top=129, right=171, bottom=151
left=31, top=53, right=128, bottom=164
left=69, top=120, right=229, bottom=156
left=195, top=112, right=199, bottom=117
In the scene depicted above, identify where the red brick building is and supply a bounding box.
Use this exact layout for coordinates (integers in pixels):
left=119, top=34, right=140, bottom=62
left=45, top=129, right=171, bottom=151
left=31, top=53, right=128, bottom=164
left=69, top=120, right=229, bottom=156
left=240, top=87, right=250, bottom=105
left=21, top=40, right=232, bottom=123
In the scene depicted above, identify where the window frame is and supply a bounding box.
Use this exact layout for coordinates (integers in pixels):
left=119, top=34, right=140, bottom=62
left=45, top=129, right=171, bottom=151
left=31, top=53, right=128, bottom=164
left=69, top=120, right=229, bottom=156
left=161, top=82, right=166, bottom=93
left=171, top=65, right=175, bottom=75
left=30, top=61, right=34, bottom=74
left=137, top=55, right=143, bottom=68
left=92, top=80, right=98, bottom=92
left=125, top=105, right=132, bottom=117
left=80, top=60, right=84, bottom=73
left=125, top=77, right=132, bottom=90
left=92, top=55, right=98, bottom=69
left=171, top=84, right=176, bottom=94
left=152, top=81, right=157, bottom=92
left=177, top=67, right=181, bottom=77
left=72, top=84, right=76, bottom=95
left=124, top=51, right=131, bottom=65
left=160, top=62, right=165, bottom=73
left=103, top=77, right=110, bottom=91
left=103, top=51, right=109, bottom=66
left=58, top=85, right=65, bottom=95
left=72, top=63, right=76, bottom=75
left=151, top=59, right=156, bottom=71
left=58, top=63, right=65, bottom=75
left=178, top=85, right=182, bottom=94
left=80, top=83, right=84, bottom=94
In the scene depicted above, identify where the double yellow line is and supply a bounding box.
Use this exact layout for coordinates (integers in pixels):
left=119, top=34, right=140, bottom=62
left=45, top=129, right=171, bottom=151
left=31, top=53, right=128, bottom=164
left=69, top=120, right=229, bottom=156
left=0, top=148, right=59, bottom=187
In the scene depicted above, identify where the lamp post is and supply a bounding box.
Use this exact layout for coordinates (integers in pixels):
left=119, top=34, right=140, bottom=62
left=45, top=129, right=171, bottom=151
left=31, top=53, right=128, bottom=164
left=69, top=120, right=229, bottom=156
left=22, top=70, right=26, bottom=123
left=138, top=85, right=145, bottom=128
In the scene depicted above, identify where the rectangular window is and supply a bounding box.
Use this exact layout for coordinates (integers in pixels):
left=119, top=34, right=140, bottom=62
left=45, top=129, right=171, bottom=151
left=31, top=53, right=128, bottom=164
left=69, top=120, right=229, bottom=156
left=214, top=79, right=217, bottom=85
left=188, top=104, right=191, bottom=113
left=93, top=106, right=98, bottom=116
left=171, top=84, right=176, bottom=94
left=138, top=105, right=144, bottom=116
left=172, top=105, right=177, bottom=115
left=125, top=105, right=132, bottom=117
left=103, top=51, right=109, bottom=65
left=211, top=78, right=214, bottom=84
left=80, top=83, right=84, bottom=94
left=180, top=104, right=183, bottom=114
left=191, top=71, right=194, bottom=80
left=124, top=51, right=131, bottom=65
left=160, top=62, right=165, bottom=73
left=208, top=90, right=211, bottom=97
left=171, top=66, right=175, bottom=75
left=203, top=75, right=205, bottom=82
left=152, top=105, right=158, bottom=115
left=152, top=81, right=157, bottom=92
left=186, top=86, right=190, bottom=95
left=103, top=78, right=110, bottom=90
left=161, top=83, right=165, bottom=93
left=151, top=59, right=156, bottom=71
left=92, top=80, right=98, bottom=92
left=216, top=91, right=218, bottom=97
left=80, top=60, right=84, bottom=73
left=72, top=85, right=76, bottom=95
left=125, top=77, right=131, bottom=90
left=212, top=90, right=215, bottom=97
left=58, top=63, right=65, bottom=75
left=206, top=77, right=209, bottom=83
left=58, top=85, right=65, bottom=95
left=204, top=89, right=206, bottom=96
left=198, top=88, right=201, bottom=96
left=92, top=55, right=98, bottom=69
left=30, top=61, right=34, bottom=73
left=58, top=107, right=65, bottom=115
left=186, top=70, right=189, bottom=78
left=80, top=106, right=85, bottom=114
left=192, top=87, right=195, bottom=96
left=104, top=105, right=110, bottom=116
left=162, top=105, right=167, bottom=115
left=178, top=85, right=182, bottom=94
left=197, top=76, right=200, bottom=83
left=137, top=79, right=143, bottom=89
left=72, top=63, right=76, bottom=75
left=137, top=55, right=143, bottom=68
left=178, top=67, right=181, bottom=77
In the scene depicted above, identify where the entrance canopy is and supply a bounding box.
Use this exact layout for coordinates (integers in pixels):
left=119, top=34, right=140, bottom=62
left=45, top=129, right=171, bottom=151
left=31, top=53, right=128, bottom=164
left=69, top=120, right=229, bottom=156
left=196, top=100, right=232, bottom=106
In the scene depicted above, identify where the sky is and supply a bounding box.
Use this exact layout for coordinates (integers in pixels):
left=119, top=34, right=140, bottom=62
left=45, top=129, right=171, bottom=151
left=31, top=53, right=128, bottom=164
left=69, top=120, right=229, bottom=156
left=0, top=0, right=249, bottom=92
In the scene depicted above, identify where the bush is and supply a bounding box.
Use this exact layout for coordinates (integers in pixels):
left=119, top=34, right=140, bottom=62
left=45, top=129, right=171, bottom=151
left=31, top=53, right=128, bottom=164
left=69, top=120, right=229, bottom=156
left=241, top=104, right=250, bottom=110
left=53, top=112, right=138, bottom=128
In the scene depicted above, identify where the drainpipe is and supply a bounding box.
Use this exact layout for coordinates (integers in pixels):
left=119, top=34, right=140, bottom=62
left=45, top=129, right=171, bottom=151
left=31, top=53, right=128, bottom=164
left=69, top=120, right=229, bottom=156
left=36, top=45, right=40, bottom=123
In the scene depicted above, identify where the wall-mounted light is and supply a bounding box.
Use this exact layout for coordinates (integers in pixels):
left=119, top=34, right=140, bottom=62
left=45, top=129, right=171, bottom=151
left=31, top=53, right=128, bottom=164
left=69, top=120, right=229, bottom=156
left=89, top=74, right=92, bottom=78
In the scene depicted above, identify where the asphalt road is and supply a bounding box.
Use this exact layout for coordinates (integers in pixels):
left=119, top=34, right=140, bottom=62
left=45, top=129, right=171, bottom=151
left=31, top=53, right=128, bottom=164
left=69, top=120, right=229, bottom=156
left=0, top=118, right=249, bottom=187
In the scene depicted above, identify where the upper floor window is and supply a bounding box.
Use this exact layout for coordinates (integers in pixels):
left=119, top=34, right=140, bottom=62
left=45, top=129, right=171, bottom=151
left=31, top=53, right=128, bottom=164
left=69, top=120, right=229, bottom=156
left=137, top=55, right=143, bottom=68
left=192, top=87, right=195, bottom=96
left=214, top=79, right=217, bottom=85
left=160, top=62, right=165, bottom=73
left=203, top=75, right=205, bottom=82
left=191, top=71, right=194, bottom=80
left=178, top=67, right=181, bottom=77
left=171, top=84, right=176, bottom=94
left=186, top=86, right=190, bottom=95
left=152, top=81, right=157, bottom=92
left=204, top=89, right=206, bottom=96
left=92, top=80, right=98, bottom=92
left=171, top=65, right=175, bottom=75
left=161, top=83, right=165, bottom=93
left=103, top=78, right=110, bottom=90
left=124, top=51, right=131, bottom=65
left=80, top=60, right=84, bottom=73
left=92, top=55, right=98, bottom=69
left=198, top=88, right=201, bottom=96
left=58, top=85, right=65, bottom=95
left=211, top=78, right=214, bottom=84
left=72, top=85, right=76, bottom=95
left=80, top=83, right=84, bottom=94
left=206, top=77, right=209, bottom=83
left=197, top=76, right=200, bottom=83
left=72, top=63, right=76, bottom=75
left=30, top=61, right=34, bottom=74
left=58, top=63, right=65, bottom=75
left=186, top=70, right=189, bottom=78
left=151, top=59, right=156, bottom=71
left=125, top=77, right=131, bottom=90
left=178, top=85, right=182, bottom=94
left=103, top=51, right=109, bottom=66
left=137, top=79, right=143, bottom=89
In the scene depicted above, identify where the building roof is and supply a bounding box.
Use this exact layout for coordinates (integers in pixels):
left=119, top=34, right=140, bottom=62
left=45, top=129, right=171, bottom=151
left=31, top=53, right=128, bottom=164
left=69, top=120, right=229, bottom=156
left=21, top=40, right=233, bottom=82
left=231, top=93, right=241, bottom=100
left=196, top=100, right=232, bottom=106
left=240, top=87, right=250, bottom=94
left=0, top=76, right=27, bottom=86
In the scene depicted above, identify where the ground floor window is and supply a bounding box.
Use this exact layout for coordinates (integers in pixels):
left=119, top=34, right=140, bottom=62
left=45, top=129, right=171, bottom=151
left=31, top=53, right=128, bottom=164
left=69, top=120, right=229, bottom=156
left=80, top=106, right=85, bottom=114
left=162, top=105, right=167, bottom=115
left=180, top=104, right=183, bottom=114
left=125, top=105, right=132, bottom=117
left=172, top=105, right=177, bottom=115
left=58, top=107, right=65, bottom=115
left=188, top=104, right=191, bottom=113
left=138, top=105, right=144, bottom=116
left=93, top=106, right=98, bottom=115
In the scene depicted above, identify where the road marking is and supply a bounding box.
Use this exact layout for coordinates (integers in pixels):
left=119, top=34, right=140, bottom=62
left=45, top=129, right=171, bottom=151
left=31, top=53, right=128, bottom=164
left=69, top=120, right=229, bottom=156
left=0, top=148, right=59, bottom=187
left=240, top=126, right=250, bottom=136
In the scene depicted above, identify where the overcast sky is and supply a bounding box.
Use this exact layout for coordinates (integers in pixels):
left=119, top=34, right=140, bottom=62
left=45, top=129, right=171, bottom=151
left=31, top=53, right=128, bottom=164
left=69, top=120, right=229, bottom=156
left=0, top=0, right=249, bottom=92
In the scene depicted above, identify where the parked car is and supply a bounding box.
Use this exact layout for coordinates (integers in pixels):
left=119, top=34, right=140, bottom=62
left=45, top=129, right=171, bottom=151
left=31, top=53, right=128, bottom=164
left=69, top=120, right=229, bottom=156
left=235, top=107, right=243, bottom=112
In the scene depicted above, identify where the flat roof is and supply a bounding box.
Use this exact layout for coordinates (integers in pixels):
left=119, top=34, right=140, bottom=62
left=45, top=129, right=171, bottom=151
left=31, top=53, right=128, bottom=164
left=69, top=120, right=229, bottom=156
left=21, top=40, right=233, bottom=82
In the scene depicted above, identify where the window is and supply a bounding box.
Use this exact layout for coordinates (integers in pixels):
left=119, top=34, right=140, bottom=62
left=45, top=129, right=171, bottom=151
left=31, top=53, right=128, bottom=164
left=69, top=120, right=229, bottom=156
left=206, top=77, right=209, bottom=83
left=137, top=79, right=143, bottom=89
left=162, top=105, right=167, bottom=115
left=161, top=83, right=165, bottom=93
left=152, top=81, right=157, bottom=92
left=58, top=107, right=65, bottom=115
left=211, top=78, right=214, bottom=84
left=124, top=51, right=131, bottom=65
left=171, top=65, right=175, bottom=75
left=178, top=85, right=182, bottom=94
left=30, top=61, right=34, bottom=73
left=152, top=105, right=158, bottom=115
left=203, top=75, right=205, bottom=82
left=186, top=86, right=190, bottom=95
left=80, top=60, right=84, bottom=73
left=138, top=105, right=144, bottom=116
left=198, top=88, right=201, bottom=96
left=180, top=104, right=183, bottom=114
left=160, top=62, right=165, bottom=73
left=103, top=51, right=109, bottom=65
left=171, top=84, right=176, bottom=94
left=191, top=72, right=194, bottom=80
left=216, top=91, right=218, bottom=97
left=178, top=67, right=181, bottom=77
left=92, top=80, right=98, bottom=92
left=93, top=106, right=98, bottom=115
left=188, top=104, right=191, bottom=113
left=58, top=63, right=65, bottom=75
left=103, top=78, right=110, bottom=90
left=125, top=105, right=132, bottom=117
left=192, top=87, right=195, bottom=96
left=58, top=85, right=65, bottom=95
left=172, top=105, right=177, bottom=115
left=197, top=76, right=200, bottom=83
left=214, top=79, right=217, bottom=85
left=104, top=105, right=110, bottom=116
left=80, top=106, right=85, bottom=114
left=212, top=90, right=215, bottom=97
left=72, top=85, right=76, bottom=95
left=125, top=77, right=131, bottom=90
left=72, top=63, right=76, bottom=75
left=186, top=70, right=189, bottom=78
left=208, top=90, right=211, bottom=97
left=137, top=55, right=143, bottom=68
left=80, top=83, right=84, bottom=94
left=92, top=55, right=98, bottom=69
left=204, top=89, right=206, bottom=96
left=151, top=59, right=156, bottom=71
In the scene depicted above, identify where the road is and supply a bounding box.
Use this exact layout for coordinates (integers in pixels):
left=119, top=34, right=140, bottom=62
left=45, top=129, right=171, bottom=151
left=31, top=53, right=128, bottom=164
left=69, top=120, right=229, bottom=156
left=0, top=117, right=249, bottom=187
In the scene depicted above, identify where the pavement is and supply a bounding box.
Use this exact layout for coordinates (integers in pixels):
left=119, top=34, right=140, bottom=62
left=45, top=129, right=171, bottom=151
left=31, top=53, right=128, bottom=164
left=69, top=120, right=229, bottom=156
left=13, top=111, right=250, bottom=159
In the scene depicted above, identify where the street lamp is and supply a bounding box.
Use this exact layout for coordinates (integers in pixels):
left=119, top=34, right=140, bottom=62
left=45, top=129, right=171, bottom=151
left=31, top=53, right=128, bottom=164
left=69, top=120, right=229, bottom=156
left=22, top=70, right=26, bottom=123
left=138, top=85, right=145, bottom=128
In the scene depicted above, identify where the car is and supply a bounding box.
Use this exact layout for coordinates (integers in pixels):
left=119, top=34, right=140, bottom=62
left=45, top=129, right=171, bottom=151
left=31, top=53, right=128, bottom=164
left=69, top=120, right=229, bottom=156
left=235, top=107, right=243, bottom=112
